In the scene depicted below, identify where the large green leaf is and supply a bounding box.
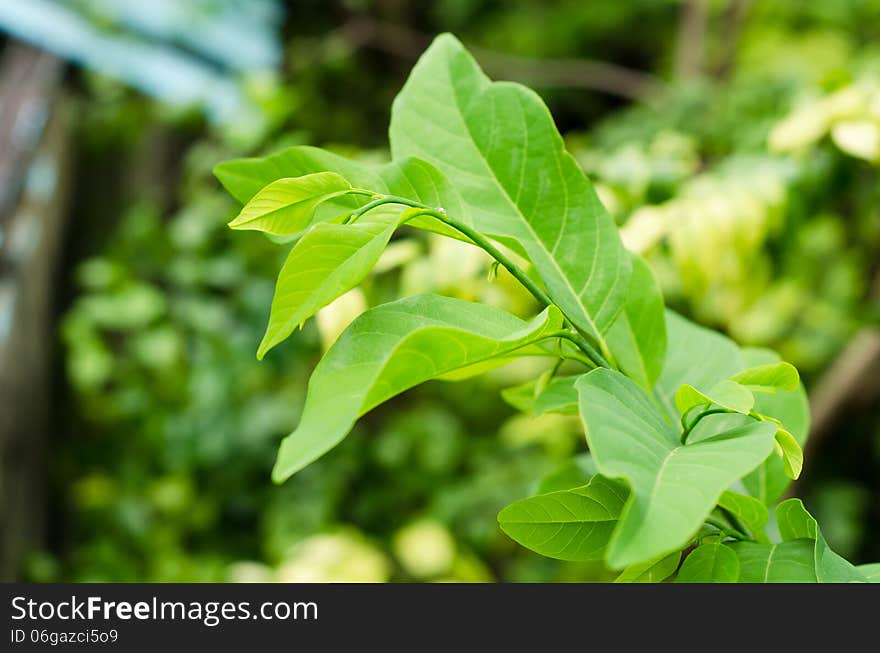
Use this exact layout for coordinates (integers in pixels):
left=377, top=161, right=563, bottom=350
left=576, top=368, right=777, bottom=568
left=614, top=551, right=681, bottom=583
left=273, top=295, right=563, bottom=482
left=776, top=499, right=866, bottom=582
left=605, top=253, right=666, bottom=390
left=717, top=491, right=769, bottom=542
left=389, top=33, right=631, bottom=348
left=228, top=172, right=353, bottom=236
left=497, top=475, right=627, bottom=561
left=740, top=348, right=810, bottom=504
left=676, top=543, right=740, bottom=583
left=729, top=540, right=817, bottom=582
left=257, top=207, right=407, bottom=359
left=216, top=147, right=469, bottom=240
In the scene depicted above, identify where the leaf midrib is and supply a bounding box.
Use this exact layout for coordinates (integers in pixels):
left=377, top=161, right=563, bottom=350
left=436, top=56, right=605, bottom=342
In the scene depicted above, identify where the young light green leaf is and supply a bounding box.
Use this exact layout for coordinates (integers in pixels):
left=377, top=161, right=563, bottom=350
left=605, top=253, right=666, bottom=390
left=390, top=33, right=631, bottom=348
left=257, top=207, right=407, bottom=359
left=774, top=428, right=803, bottom=479
left=501, top=375, right=578, bottom=416
left=729, top=540, right=817, bottom=582
left=740, top=348, right=810, bottom=504
left=498, top=475, right=627, bottom=561
left=857, top=563, right=880, bottom=582
left=537, top=453, right=598, bottom=493
left=676, top=543, right=739, bottom=583
left=717, top=490, right=769, bottom=542
left=614, top=551, right=681, bottom=583
left=577, top=368, right=777, bottom=568
left=216, top=147, right=470, bottom=240
left=730, top=361, right=800, bottom=393
left=273, top=295, right=563, bottom=482
left=776, top=499, right=866, bottom=582
left=228, top=172, right=353, bottom=236
left=675, top=379, right=754, bottom=416
left=654, top=311, right=743, bottom=422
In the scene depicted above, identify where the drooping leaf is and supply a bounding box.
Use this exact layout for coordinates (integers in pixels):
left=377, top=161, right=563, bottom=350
left=273, top=295, right=563, bottom=482
left=857, top=563, right=880, bottom=582
left=776, top=499, right=866, bottom=583
left=729, top=540, right=817, bottom=582
left=257, top=207, right=406, bottom=359
left=576, top=368, right=777, bottom=568
left=389, top=33, right=631, bottom=348
left=501, top=375, right=578, bottom=416
left=536, top=453, right=598, bottom=493
left=730, top=361, right=800, bottom=394
left=740, top=348, right=810, bottom=504
left=614, top=551, right=681, bottom=583
left=605, top=253, right=666, bottom=390
left=654, top=311, right=743, bottom=422
left=676, top=543, right=739, bottom=583
left=774, top=428, right=803, bottom=479
left=717, top=491, right=769, bottom=542
left=228, top=172, right=353, bottom=236
left=216, top=147, right=469, bottom=240
left=675, top=379, right=754, bottom=416
left=498, top=475, right=627, bottom=561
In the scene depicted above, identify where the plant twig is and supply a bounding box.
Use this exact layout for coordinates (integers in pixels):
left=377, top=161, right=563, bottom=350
left=336, top=16, right=664, bottom=102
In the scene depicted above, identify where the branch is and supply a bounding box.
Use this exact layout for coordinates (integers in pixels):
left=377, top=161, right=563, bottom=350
left=674, top=0, right=708, bottom=79
left=336, top=16, right=664, bottom=102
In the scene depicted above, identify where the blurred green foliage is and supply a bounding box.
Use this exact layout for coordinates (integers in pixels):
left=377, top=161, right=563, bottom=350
left=29, top=0, right=880, bottom=580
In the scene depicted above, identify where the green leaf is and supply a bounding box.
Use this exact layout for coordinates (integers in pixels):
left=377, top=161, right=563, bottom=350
left=228, top=172, right=353, bottom=236
left=776, top=499, right=866, bottom=582
left=730, top=361, right=800, bottom=393
left=729, top=541, right=817, bottom=582
left=216, top=147, right=469, bottom=240
left=576, top=368, right=777, bottom=568
left=740, top=348, right=810, bottom=504
left=857, top=563, right=880, bottom=582
left=605, top=254, right=666, bottom=390
left=654, top=311, right=743, bottom=422
left=257, top=207, right=406, bottom=359
left=676, top=543, right=739, bottom=583
left=717, top=491, right=769, bottom=542
left=774, top=428, right=803, bottom=479
left=273, top=295, right=563, bottom=482
left=537, top=454, right=598, bottom=493
left=656, top=332, right=808, bottom=505
left=675, top=379, right=754, bottom=416
left=389, top=33, right=631, bottom=348
left=498, top=475, right=627, bottom=561
left=501, top=375, right=578, bottom=416
left=614, top=551, right=681, bottom=583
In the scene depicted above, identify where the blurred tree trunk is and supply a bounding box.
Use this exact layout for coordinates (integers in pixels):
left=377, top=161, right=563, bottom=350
left=674, top=0, right=707, bottom=79
left=0, top=42, right=68, bottom=581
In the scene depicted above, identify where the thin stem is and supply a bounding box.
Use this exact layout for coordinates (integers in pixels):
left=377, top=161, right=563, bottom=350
left=541, top=332, right=598, bottom=369
left=680, top=408, right=735, bottom=444
left=347, top=194, right=612, bottom=368
left=704, top=516, right=749, bottom=542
